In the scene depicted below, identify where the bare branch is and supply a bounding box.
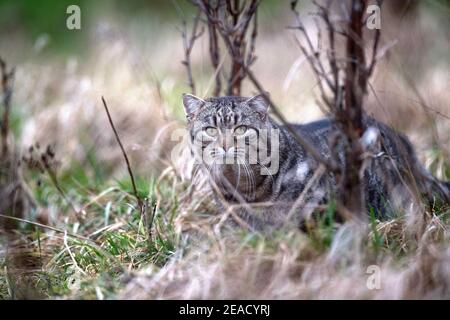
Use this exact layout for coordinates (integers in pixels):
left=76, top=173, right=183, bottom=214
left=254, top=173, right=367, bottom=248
left=0, top=56, right=15, bottom=158
left=203, top=1, right=223, bottom=96
left=290, top=0, right=384, bottom=220
left=180, top=9, right=205, bottom=95
left=367, top=1, right=382, bottom=78
left=193, top=0, right=259, bottom=96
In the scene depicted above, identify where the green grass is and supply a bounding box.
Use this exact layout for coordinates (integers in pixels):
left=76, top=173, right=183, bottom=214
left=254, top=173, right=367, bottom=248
left=2, top=165, right=449, bottom=299
left=0, top=150, right=181, bottom=299
left=1, top=141, right=449, bottom=299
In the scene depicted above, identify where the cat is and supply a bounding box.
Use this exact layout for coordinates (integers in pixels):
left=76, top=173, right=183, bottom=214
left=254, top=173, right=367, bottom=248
left=182, top=93, right=450, bottom=230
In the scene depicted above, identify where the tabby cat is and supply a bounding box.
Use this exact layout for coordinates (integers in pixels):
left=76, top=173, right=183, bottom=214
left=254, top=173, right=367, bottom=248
left=182, top=93, right=450, bottom=230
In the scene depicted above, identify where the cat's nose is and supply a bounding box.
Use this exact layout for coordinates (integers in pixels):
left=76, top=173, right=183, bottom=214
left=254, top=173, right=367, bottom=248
left=221, top=137, right=230, bottom=150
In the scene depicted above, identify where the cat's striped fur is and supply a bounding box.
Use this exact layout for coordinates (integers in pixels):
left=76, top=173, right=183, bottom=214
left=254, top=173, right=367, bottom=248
left=183, top=93, right=450, bottom=230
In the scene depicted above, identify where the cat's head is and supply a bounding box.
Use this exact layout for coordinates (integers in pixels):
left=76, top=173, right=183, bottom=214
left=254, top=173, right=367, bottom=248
left=182, top=93, right=274, bottom=181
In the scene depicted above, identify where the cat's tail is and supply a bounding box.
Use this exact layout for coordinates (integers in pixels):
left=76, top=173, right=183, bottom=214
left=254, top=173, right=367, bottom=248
left=443, top=181, right=450, bottom=202
left=411, top=162, right=450, bottom=207
left=428, top=178, right=450, bottom=207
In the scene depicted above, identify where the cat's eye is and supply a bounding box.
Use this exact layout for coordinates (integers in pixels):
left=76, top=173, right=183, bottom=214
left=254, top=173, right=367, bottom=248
left=234, top=125, right=247, bottom=135
left=204, top=127, right=218, bottom=136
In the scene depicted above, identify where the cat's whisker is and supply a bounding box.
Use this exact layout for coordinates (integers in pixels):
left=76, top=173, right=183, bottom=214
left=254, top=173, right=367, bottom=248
left=238, top=155, right=255, bottom=198
left=233, top=158, right=243, bottom=199
left=238, top=156, right=252, bottom=197
left=242, top=161, right=256, bottom=200
left=256, top=160, right=275, bottom=184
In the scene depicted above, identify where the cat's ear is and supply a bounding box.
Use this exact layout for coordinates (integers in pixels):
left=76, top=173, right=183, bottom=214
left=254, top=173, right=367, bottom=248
left=246, top=92, right=270, bottom=118
left=182, top=93, right=205, bottom=119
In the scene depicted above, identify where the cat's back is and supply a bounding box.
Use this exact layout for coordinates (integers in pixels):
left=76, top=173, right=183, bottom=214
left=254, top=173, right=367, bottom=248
left=283, top=119, right=335, bottom=155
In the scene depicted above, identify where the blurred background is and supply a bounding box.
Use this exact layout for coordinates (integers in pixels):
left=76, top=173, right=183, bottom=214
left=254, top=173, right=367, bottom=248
left=0, top=0, right=449, bottom=180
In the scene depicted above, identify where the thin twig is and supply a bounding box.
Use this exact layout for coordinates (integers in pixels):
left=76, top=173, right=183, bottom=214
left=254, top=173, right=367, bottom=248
left=101, top=97, right=143, bottom=213
left=204, top=1, right=222, bottom=96
left=243, top=65, right=339, bottom=172
left=41, top=150, right=80, bottom=217
left=0, top=213, right=92, bottom=242
left=290, top=1, right=335, bottom=93
left=367, top=0, right=383, bottom=77
left=180, top=9, right=204, bottom=95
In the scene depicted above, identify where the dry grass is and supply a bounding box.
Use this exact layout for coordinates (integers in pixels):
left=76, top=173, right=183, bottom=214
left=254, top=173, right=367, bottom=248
left=0, top=1, right=449, bottom=299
